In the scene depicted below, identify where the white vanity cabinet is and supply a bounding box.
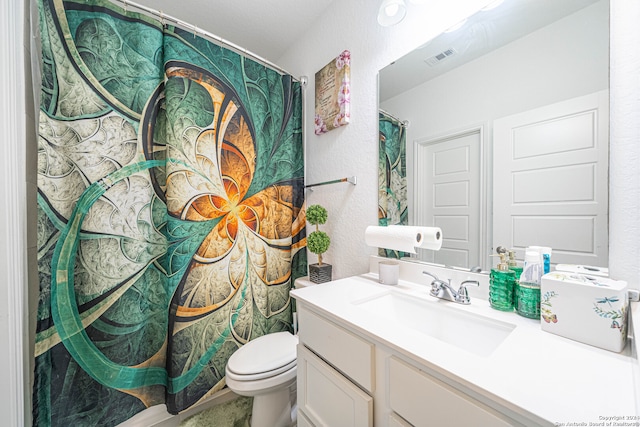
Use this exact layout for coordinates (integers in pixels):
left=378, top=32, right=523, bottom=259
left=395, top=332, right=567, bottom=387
left=292, top=271, right=639, bottom=426
left=296, top=307, right=374, bottom=426
left=388, top=356, right=515, bottom=426
left=297, top=344, right=373, bottom=426
left=296, top=304, right=525, bottom=427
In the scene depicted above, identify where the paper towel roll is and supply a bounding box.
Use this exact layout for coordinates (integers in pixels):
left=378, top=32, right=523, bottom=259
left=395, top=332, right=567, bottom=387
left=365, top=226, right=423, bottom=254
left=410, top=226, right=443, bottom=251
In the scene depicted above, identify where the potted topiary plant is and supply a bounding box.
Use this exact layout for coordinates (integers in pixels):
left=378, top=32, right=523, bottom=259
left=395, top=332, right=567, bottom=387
left=306, top=204, right=332, bottom=283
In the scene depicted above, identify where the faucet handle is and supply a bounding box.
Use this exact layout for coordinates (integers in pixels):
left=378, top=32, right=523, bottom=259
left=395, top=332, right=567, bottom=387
left=422, top=270, right=438, bottom=281
left=423, top=270, right=439, bottom=293
left=455, top=280, right=480, bottom=305
left=423, top=271, right=450, bottom=285
left=423, top=271, right=449, bottom=297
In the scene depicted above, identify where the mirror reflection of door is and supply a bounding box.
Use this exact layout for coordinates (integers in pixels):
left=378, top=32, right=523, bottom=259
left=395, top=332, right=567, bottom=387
left=493, top=90, right=609, bottom=267
left=414, top=128, right=482, bottom=268
left=379, top=0, right=608, bottom=271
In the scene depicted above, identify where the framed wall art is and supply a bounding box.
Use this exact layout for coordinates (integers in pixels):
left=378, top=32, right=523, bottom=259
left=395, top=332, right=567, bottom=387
left=314, top=50, right=351, bottom=135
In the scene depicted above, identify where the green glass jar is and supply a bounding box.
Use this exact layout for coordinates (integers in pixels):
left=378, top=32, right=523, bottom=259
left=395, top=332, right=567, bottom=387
left=516, top=248, right=544, bottom=319
left=516, top=281, right=541, bottom=319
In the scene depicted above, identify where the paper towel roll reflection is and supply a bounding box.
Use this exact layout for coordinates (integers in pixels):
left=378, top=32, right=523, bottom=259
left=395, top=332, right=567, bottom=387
left=365, top=225, right=424, bottom=254
left=411, top=226, right=443, bottom=251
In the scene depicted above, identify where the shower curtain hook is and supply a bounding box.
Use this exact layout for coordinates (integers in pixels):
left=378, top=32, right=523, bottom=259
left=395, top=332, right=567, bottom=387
left=123, top=0, right=128, bottom=12
left=193, top=25, right=199, bottom=38
left=159, top=10, right=165, bottom=26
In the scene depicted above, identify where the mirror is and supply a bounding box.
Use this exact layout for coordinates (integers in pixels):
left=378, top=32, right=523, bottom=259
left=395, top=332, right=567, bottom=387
left=378, top=0, right=609, bottom=271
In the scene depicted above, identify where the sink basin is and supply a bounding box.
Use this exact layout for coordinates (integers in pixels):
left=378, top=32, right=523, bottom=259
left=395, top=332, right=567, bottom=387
left=353, top=292, right=515, bottom=357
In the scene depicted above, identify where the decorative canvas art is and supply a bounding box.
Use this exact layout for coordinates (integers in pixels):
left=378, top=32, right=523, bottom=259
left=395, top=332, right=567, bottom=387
left=314, top=50, right=351, bottom=135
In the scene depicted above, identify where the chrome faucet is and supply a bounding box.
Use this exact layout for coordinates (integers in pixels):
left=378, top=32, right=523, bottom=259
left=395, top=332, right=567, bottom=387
left=422, top=271, right=480, bottom=305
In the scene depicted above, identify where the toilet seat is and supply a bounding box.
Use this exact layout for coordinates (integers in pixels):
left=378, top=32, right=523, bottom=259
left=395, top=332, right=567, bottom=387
left=226, top=332, right=298, bottom=382
left=225, top=362, right=297, bottom=395
left=224, top=332, right=299, bottom=426
left=226, top=358, right=297, bottom=382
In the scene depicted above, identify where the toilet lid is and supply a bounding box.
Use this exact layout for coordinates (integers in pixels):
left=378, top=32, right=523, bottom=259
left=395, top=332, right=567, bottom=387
left=226, top=332, right=298, bottom=379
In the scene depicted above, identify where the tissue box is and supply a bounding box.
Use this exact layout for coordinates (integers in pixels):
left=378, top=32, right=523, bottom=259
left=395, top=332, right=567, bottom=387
left=540, top=272, right=628, bottom=352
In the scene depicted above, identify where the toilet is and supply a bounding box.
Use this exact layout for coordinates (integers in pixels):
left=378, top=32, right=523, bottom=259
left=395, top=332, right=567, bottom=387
left=225, top=331, right=299, bottom=427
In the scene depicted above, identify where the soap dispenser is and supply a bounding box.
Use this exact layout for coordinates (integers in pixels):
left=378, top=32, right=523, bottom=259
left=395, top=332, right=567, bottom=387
left=489, top=252, right=516, bottom=311
left=507, top=249, right=522, bottom=277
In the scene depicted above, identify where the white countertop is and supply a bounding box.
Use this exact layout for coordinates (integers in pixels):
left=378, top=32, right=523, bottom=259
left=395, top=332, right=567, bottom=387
left=292, top=272, right=640, bottom=425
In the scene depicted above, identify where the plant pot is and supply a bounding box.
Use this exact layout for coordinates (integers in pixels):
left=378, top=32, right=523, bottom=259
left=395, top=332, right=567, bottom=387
left=309, top=263, right=332, bottom=284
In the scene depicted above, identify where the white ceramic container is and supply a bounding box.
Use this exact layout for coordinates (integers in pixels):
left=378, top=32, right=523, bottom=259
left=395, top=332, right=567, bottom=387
left=540, top=272, right=628, bottom=352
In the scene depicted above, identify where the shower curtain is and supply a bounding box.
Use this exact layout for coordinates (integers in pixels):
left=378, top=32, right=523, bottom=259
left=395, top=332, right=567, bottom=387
left=378, top=110, right=408, bottom=258
left=33, top=0, right=306, bottom=425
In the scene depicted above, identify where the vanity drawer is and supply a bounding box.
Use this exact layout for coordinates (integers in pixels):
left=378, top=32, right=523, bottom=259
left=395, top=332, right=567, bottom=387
left=388, top=356, right=513, bottom=427
left=297, top=307, right=374, bottom=393
left=297, top=344, right=373, bottom=427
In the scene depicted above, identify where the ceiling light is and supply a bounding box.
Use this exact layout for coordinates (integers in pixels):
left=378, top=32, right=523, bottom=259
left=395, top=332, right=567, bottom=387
left=444, top=18, right=467, bottom=33
left=378, top=0, right=407, bottom=27
left=481, top=0, right=505, bottom=11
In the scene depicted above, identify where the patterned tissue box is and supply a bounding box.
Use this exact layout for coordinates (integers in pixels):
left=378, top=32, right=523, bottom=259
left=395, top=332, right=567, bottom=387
left=540, top=272, right=628, bottom=352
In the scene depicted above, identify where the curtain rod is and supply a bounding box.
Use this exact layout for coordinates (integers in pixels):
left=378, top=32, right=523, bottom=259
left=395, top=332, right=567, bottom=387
left=111, top=0, right=299, bottom=81
left=379, top=109, right=409, bottom=128
left=305, top=176, right=357, bottom=190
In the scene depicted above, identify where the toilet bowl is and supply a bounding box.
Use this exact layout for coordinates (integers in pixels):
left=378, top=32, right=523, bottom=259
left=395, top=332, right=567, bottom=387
left=225, top=331, right=299, bottom=427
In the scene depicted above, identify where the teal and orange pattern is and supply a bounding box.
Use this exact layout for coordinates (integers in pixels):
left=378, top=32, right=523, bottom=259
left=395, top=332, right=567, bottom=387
left=378, top=111, right=407, bottom=258
left=34, top=0, right=306, bottom=425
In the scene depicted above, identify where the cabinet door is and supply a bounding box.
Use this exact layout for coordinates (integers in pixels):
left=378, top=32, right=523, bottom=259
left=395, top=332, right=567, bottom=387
left=389, top=413, right=413, bottom=427
left=298, top=344, right=373, bottom=427
left=297, top=307, right=374, bottom=392
left=389, top=356, right=514, bottom=427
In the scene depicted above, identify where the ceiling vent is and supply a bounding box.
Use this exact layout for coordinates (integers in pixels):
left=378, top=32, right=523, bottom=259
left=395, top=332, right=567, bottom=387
left=424, top=48, right=457, bottom=67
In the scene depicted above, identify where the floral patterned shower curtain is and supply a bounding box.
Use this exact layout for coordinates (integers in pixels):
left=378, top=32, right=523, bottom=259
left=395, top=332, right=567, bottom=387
left=378, top=110, right=408, bottom=258
left=33, top=0, right=306, bottom=425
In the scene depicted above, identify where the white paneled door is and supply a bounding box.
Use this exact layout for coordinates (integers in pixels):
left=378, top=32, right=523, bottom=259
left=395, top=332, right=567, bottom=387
left=493, top=90, right=609, bottom=267
left=414, top=128, right=482, bottom=268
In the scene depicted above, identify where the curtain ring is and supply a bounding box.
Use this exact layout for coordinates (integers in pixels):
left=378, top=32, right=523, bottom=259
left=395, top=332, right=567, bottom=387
left=123, top=0, right=128, bottom=11
left=159, top=11, right=165, bottom=26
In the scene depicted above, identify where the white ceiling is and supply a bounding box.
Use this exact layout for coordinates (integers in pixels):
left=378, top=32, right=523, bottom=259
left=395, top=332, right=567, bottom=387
left=125, top=0, right=603, bottom=101
left=129, top=0, right=337, bottom=63
left=379, top=0, right=602, bottom=101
